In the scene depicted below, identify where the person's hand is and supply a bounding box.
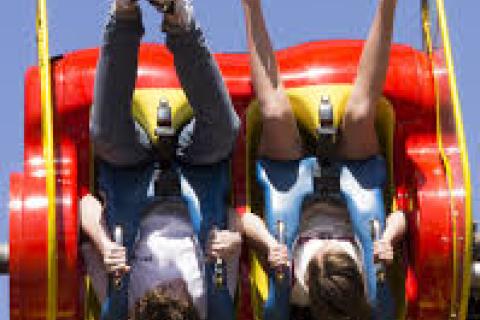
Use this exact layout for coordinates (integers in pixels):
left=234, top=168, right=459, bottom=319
left=267, top=242, right=289, bottom=270
left=206, top=229, right=242, bottom=261
left=99, top=238, right=131, bottom=276
left=374, top=238, right=394, bottom=265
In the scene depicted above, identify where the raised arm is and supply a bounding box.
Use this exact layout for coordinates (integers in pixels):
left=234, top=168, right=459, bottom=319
left=339, top=0, right=398, bottom=159
left=241, top=0, right=302, bottom=160
left=90, top=1, right=152, bottom=167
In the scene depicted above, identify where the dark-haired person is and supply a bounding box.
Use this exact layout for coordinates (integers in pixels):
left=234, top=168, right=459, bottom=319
left=80, top=192, right=241, bottom=320
left=134, top=280, right=200, bottom=320
left=89, top=0, right=240, bottom=319
left=238, top=0, right=404, bottom=319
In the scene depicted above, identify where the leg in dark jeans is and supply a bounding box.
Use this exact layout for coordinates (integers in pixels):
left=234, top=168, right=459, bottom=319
left=91, top=8, right=240, bottom=318
left=90, top=10, right=151, bottom=320
left=166, top=22, right=240, bottom=320
left=166, top=22, right=240, bottom=166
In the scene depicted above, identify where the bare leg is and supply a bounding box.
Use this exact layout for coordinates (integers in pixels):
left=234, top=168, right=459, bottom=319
left=338, top=0, right=398, bottom=160
left=241, top=0, right=302, bottom=160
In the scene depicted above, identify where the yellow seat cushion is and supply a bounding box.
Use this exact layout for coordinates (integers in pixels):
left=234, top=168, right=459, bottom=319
left=132, top=88, right=194, bottom=145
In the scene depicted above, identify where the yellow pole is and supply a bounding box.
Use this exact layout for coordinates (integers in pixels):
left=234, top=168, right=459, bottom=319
left=36, top=0, right=57, bottom=319
left=435, top=1, right=473, bottom=318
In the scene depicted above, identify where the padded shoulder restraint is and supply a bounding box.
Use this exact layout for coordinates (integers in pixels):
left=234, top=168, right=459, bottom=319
left=250, top=86, right=397, bottom=319
left=256, top=157, right=317, bottom=250
left=98, top=90, right=234, bottom=319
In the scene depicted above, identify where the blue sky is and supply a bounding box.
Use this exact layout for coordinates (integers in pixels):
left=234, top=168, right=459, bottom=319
left=0, top=1, right=478, bottom=317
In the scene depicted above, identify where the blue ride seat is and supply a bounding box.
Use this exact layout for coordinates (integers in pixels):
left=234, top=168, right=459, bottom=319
left=246, top=85, right=398, bottom=320
left=257, top=156, right=394, bottom=320
left=95, top=90, right=235, bottom=320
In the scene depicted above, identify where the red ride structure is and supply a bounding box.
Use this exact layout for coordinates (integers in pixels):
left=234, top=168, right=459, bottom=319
left=1, top=2, right=477, bottom=320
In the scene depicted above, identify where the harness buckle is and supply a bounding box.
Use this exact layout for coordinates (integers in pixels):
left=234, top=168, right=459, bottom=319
left=316, top=95, right=339, bottom=161
left=311, top=95, right=341, bottom=203
left=153, top=98, right=181, bottom=198
left=155, top=98, right=175, bottom=138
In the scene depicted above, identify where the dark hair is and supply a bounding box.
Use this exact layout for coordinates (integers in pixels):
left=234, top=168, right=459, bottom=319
left=307, top=251, right=371, bottom=320
left=134, top=282, right=200, bottom=320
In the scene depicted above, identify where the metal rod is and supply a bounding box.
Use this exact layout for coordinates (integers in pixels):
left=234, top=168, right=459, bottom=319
left=276, top=220, right=286, bottom=281
left=0, top=243, right=8, bottom=274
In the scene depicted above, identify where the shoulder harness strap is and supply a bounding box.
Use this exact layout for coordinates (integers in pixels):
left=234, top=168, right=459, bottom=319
left=154, top=98, right=181, bottom=199
left=310, top=95, right=342, bottom=204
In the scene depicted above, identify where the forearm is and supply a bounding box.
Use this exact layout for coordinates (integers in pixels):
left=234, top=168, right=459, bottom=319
left=80, top=195, right=112, bottom=252
left=351, top=0, right=397, bottom=105
left=382, top=211, right=407, bottom=244
left=239, top=212, right=277, bottom=254
left=90, top=5, right=151, bottom=166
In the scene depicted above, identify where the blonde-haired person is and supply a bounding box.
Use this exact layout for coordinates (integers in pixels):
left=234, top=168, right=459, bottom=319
left=80, top=192, right=241, bottom=320
left=238, top=0, right=404, bottom=319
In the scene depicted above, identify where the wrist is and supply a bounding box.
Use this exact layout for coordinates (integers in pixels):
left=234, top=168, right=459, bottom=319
left=266, top=236, right=279, bottom=250
left=96, top=235, right=113, bottom=255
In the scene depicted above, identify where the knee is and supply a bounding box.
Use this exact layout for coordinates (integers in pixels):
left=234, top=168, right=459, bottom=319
left=259, top=95, right=293, bottom=122
left=90, top=125, right=109, bottom=157
left=344, top=102, right=375, bottom=126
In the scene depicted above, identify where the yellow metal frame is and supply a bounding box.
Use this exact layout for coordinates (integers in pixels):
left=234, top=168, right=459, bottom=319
left=36, top=1, right=57, bottom=319
left=436, top=1, right=473, bottom=318
left=422, top=0, right=473, bottom=318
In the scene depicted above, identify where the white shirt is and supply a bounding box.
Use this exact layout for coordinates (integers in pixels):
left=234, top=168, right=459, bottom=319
left=82, top=204, right=239, bottom=319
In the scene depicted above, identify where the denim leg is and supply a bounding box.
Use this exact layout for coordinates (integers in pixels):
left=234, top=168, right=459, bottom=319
left=166, top=22, right=240, bottom=166
left=166, top=21, right=238, bottom=319
left=90, top=12, right=152, bottom=167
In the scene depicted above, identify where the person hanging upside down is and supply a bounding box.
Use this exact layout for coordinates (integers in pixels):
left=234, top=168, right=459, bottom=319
left=238, top=0, right=406, bottom=319
left=88, top=0, right=241, bottom=319
left=80, top=193, right=241, bottom=320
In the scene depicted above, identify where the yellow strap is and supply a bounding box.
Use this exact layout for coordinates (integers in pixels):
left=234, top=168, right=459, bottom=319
left=36, top=1, right=57, bottom=319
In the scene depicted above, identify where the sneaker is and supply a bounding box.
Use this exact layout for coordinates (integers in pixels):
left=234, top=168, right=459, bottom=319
left=159, top=0, right=194, bottom=33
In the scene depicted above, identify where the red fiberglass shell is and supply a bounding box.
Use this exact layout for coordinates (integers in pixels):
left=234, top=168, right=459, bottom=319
left=12, top=40, right=459, bottom=319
